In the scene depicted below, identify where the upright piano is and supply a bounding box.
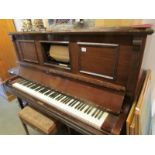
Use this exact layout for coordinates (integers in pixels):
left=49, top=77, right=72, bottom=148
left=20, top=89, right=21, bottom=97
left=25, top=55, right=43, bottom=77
left=5, top=27, right=153, bottom=134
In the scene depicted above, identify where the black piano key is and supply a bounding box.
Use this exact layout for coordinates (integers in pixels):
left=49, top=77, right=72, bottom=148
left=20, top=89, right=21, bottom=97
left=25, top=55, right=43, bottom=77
left=53, top=94, right=60, bottom=99
left=87, top=106, right=94, bottom=114
left=50, top=92, right=59, bottom=98
left=27, top=83, right=34, bottom=87
left=62, top=97, right=68, bottom=102
left=91, top=109, right=98, bottom=117
left=74, top=102, right=81, bottom=109
left=79, top=104, right=87, bottom=111
left=64, top=98, right=72, bottom=104
left=33, top=86, right=40, bottom=91
left=39, top=88, right=49, bottom=93
left=29, top=83, right=36, bottom=88
left=76, top=102, right=84, bottom=110
left=70, top=100, right=78, bottom=107
left=25, top=81, right=32, bottom=86
left=31, top=84, right=40, bottom=89
left=66, top=99, right=74, bottom=105
left=68, top=100, right=76, bottom=106
left=43, top=90, right=51, bottom=94
left=35, top=86, right=43, bottom=91
left=56, top=95, right=64, bottom=101
left=36, top=87, right=44, bottom=92
left=19, top=80, right=27, bottom=85
left=49, top=92, right=56, bottom=97
left=79, top=103, right=86, bottom=110
left=98, top=111, right=104, bottom=120
left=62, top=97, right=70, bottom=104
left=77, top=102, right=83, bottom=109
left=60, top=96, right=68, bottom=102
left=84, top=106, right=91, bottom=113
left=26, top=82, right=32, bottom=86
left=23, top=81, right=31, bottom=86
left=67, top=98, right=72, bottom=102
left=54, top=92, right=60, bottom=97
left=44, top=90, right=52, bottom=96
left=55, top=94, right=62, bottom=100
left=95, top=110, right=101, bottom=118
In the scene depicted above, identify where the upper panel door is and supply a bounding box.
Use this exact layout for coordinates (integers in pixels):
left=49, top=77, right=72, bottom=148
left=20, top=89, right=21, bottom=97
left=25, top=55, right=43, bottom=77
left=78, top=42, right=119, bottom=80
left=17, top=40, right=39, bottom=64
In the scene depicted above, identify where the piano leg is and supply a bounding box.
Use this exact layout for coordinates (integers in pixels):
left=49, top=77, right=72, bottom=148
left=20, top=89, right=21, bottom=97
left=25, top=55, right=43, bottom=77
left=66, top=126, right=72, bottom=134
left=17, top=97, right=25, bottom=109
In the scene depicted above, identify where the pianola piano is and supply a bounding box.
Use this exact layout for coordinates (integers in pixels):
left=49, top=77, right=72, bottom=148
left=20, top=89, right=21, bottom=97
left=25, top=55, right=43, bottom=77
left=5, top=27, right=153, bottom=134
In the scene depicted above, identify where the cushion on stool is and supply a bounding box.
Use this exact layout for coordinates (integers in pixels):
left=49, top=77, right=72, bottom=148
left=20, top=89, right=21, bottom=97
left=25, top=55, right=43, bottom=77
left=19, top=106, right=57, bottom=134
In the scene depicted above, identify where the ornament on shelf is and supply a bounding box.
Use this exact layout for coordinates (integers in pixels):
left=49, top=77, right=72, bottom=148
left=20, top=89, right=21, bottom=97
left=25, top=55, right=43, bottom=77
left=32, top=19, right=46, bottom=31
left=21, top=19, right=33, bottom=31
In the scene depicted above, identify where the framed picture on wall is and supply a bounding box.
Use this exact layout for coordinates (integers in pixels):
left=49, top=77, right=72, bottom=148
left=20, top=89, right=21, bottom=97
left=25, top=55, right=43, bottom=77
left=45, top=19, right=75, bottom=30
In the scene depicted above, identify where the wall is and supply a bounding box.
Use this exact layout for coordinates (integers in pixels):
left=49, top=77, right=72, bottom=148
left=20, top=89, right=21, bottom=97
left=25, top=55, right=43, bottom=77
left=141, top=19, right=155, bottom=115
left=95, top=19, right=142, bottom=27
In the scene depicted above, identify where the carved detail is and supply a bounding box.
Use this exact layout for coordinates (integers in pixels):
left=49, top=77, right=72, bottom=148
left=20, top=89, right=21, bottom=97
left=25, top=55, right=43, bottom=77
left=133, top=37, right=143, bottom=51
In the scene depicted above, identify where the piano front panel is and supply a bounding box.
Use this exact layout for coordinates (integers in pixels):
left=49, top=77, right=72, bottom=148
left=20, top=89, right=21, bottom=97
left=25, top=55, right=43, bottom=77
left=78, top=42, right=119, bottom=80
left=12, top=33, right=147, bottom=98
left=16, top=40, right=39, bottom=64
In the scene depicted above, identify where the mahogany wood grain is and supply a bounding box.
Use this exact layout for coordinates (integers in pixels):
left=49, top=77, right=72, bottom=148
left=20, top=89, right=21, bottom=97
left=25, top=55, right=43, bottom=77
left=16, top=40, right=39, bottom=63
left=78, top=44, right=119, bottom=79
left=6, top=83, right=127, bottom=135
left=7, top=27, right=153, bottom=134
left=18, top=66, right=124, bottom=114
left=10, top=29, right=153, bottom=99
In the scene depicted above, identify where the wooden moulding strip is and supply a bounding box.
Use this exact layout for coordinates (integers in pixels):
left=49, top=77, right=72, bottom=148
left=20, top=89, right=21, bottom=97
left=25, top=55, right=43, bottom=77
left=19, top=61, right=126, bottom=92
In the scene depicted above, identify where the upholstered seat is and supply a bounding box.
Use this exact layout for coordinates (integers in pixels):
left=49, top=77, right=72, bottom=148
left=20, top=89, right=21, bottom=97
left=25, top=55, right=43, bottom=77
left=19, top=106, right=57, bottom=134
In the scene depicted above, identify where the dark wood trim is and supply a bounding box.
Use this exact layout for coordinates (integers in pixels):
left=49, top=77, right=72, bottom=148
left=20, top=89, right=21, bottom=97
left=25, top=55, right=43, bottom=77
left=8, top=27, right=154, bottom=35
left=77, top=42, right=119, bottom=47
left=127, top=36, right=146, bottom=98
left=78, top=42, right=120, bottom=80
left=39, top=40, right=69, bottom=44
left=18, top=61, right=126, bottom=92
left=17, top=40, right=39, bottom=64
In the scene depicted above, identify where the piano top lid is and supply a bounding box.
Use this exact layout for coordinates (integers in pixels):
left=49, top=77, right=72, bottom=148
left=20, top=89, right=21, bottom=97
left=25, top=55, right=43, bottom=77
left=9, top=26, right=154, bottom=35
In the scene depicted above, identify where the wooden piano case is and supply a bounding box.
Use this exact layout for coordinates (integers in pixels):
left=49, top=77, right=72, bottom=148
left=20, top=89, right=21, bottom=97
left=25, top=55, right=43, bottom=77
left=6, top=27, right=153, bottom=134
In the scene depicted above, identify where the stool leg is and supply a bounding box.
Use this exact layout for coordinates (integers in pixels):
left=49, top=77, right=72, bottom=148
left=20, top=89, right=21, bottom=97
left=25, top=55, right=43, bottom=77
left=19, top=118, right=30, bottom=135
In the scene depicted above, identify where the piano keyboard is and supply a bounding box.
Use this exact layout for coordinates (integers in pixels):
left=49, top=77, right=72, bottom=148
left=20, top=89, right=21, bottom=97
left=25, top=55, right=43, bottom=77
left=12, top=79, right=108, bottom=130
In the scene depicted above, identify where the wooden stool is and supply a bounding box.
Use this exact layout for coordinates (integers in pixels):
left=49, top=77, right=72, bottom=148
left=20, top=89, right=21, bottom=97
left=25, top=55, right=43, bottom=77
left=19, top=106, right=57, bottom=135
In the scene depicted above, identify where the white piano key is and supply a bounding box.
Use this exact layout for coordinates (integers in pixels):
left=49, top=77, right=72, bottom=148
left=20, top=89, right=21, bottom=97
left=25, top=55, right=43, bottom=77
left=12, top=81, right=109, bottom=130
